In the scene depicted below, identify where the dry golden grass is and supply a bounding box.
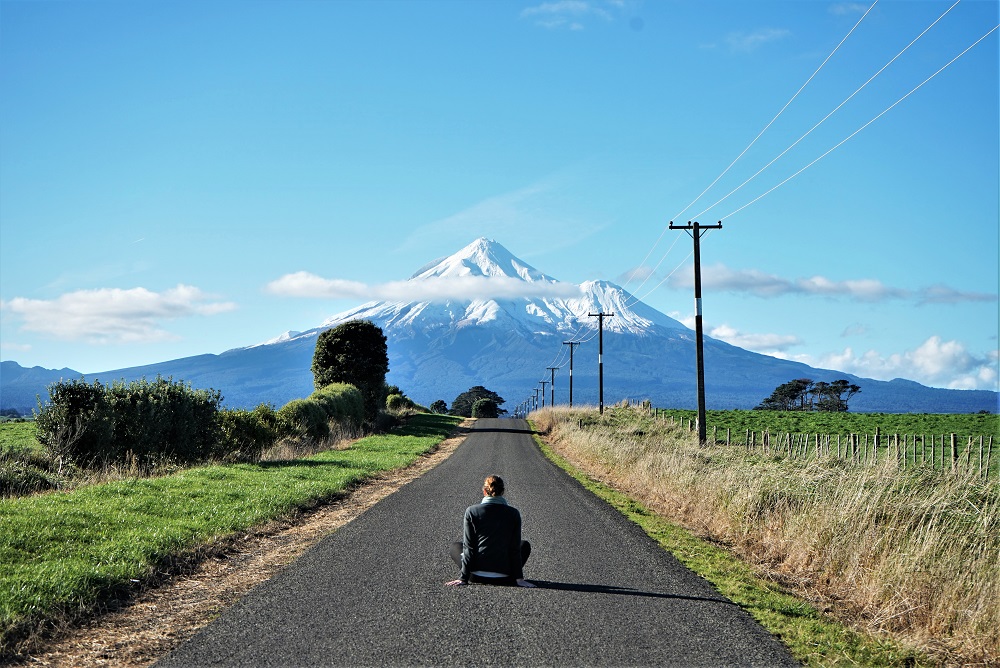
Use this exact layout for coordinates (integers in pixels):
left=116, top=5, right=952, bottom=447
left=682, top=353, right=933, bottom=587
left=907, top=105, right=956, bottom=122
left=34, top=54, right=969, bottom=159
left=534, top=405, right=1000, bottom=666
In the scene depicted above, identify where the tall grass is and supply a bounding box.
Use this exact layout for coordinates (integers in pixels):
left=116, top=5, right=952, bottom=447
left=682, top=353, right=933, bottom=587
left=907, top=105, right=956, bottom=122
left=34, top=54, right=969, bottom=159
left=533, top=406, right=999, bottom=665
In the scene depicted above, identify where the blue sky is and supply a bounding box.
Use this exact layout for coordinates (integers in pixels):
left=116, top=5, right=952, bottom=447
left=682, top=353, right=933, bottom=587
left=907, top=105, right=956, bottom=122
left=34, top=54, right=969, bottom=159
left=1, top=0, right=997, bottom=393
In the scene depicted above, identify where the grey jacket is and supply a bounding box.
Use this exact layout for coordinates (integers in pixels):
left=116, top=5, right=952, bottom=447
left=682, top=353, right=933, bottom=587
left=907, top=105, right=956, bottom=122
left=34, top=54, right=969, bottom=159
left=460, top=497, right=523, bottom=581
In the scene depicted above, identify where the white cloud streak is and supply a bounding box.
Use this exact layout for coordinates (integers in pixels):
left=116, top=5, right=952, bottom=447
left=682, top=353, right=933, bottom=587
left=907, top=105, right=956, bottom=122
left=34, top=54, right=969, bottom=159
left=709, top=323, right=802, bottom=353
left=726, top=28, right=791, bottom=52
left=1, top=285, right=236, bottom=344
left=520, top=0, right=617, bottom=30
left=265, top=272, right=583, bottom=302
left=666, top=263, right=997, bottom=304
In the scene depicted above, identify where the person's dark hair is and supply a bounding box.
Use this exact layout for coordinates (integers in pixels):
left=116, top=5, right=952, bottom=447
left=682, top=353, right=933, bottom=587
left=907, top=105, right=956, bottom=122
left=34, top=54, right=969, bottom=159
left=483, top=475, right=504, bottom=497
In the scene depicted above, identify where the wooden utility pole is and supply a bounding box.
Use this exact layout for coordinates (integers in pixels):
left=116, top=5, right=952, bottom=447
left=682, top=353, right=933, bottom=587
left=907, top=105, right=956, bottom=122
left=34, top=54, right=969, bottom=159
left=588, top=312, right=614, bottom=414
left=547, top=367, right=558, bottom=407
left=563, top=341, right=580, bottom=407
left=539, top=380, right=549, bottom=408
left=669, top=220, right=722, bottom=445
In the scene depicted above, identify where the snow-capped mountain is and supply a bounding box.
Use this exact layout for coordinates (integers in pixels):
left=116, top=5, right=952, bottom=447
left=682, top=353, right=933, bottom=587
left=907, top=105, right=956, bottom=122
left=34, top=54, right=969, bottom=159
left=317, top=238, right=688, bottom=342
left=3, top=238, right=996, bottom=414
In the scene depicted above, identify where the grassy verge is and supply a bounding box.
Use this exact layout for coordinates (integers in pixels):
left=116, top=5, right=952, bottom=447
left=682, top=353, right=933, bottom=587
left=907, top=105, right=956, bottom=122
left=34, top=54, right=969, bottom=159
left=0, top=422, right=40, bottom=455
left=0, top=413, right=461, bottom=656
left=530, top=418, right=933, bottom=667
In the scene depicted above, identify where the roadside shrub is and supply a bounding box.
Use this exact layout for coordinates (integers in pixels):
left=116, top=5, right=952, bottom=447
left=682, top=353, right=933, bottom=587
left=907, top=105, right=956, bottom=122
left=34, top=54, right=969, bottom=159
left=386, top=393, right=406, bottom=411
left=472, top=398, right=499, bottom=418
left=105, top=377, right=221, bottom=464
left=35, top=379, right=113, bottom=465
left=278, top=398, right=331, bottom=441
left=216, top=404, right=281, bottom=461
left=312, top=383, right=365, bottom=426
left=35, top=377, right=222, bottom=467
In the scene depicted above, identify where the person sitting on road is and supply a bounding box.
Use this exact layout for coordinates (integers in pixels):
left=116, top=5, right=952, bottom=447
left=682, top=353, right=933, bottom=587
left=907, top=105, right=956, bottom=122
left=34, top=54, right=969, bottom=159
left=446, top=475, right=535, bottom=588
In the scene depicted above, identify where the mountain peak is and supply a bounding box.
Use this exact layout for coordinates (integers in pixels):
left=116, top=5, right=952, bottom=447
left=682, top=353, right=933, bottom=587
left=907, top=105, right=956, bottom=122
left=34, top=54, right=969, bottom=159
left=412, top=237, right=555, bottom=284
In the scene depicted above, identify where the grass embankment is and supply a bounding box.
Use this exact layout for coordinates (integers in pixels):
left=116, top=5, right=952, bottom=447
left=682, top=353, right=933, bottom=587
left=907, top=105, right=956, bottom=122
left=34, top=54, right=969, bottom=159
left=532, top=406, right=999, bottom=667
left=0, top=413, right=461, bottom=656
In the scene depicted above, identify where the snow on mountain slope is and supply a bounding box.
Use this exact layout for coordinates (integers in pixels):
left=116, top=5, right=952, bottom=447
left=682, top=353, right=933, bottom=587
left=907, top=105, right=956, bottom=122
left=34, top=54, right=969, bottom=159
left=315, top=237, right=688, bottom=340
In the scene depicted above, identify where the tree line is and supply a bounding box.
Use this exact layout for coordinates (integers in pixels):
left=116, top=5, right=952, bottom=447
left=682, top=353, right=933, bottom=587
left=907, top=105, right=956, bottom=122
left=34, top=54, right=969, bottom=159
left=755, top=378, right=861, bottom=412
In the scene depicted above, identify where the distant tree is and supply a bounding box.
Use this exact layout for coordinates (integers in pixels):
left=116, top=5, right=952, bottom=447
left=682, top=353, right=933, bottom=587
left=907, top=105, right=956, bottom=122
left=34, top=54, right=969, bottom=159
left=813, top=380, right=861, bottom=412
left=755, top=378, right=861, bottom=412
left=311, top=320, right=389, bottom=422
left=471, top=398, right=499, bottom=418
left=450, top=386, right=506, bottom=418
left=755, top=378, right=813, bottom=411
left=429, top=400, right=448, bottom=414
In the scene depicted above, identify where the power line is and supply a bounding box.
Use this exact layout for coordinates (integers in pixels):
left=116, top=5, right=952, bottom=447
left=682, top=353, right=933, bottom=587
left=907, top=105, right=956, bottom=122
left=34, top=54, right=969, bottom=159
left=693, top=0, right=961, bottom=222
left=677, top=2, right=880, bottom=224
left=721, top=21, right=999, bottom=222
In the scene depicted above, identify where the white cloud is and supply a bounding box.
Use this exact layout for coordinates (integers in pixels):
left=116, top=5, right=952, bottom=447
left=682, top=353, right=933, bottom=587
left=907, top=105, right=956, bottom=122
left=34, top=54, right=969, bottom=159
left=726, top=28, right=791, bottom=52
left=520, top=0, right=617, bottom=30
left=709, top=323, right=801, bottom=353
left=265, top=272, right=583, bottom=302
left=1, top=285, right=236, bottom=345
left=829, top=3, right=869, bottom=17
left=918, top=284, right=997, bottom=305
left=806, top=336, right=999, bottom=391
left=665, top=263, right=997, bottom=305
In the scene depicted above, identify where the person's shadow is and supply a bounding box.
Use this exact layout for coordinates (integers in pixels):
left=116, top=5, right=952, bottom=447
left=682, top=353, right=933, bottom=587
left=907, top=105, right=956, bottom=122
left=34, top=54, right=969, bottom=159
left=526, top=580, right=734, bottom=605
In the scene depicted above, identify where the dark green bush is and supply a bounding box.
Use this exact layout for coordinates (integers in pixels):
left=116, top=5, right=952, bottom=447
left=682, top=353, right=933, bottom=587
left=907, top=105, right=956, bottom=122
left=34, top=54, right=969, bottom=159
left=36, top=377, right=222, bottom=466
left=312, top=383, right=365, bottom=426
left=105, top=377, right=221, bottom=463
left=472, top=398, right=499, bottom=418
left=35, top=379, right=113, bottom=465
left=278, top=398, right=331, bottom=441
left=311, top=321, right=388, bottom=423
left=217, top=404, right=281, bottom=461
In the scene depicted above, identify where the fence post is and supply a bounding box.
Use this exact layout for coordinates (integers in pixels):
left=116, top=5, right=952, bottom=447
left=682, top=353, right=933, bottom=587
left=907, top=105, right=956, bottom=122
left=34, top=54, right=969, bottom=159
left=951, top=433, right=957, bottom=472
left=986, top=436, right=993, bottom=481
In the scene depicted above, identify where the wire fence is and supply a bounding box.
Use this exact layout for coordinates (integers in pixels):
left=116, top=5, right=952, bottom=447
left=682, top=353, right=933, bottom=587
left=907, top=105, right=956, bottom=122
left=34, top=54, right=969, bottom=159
left=654, top=410, right=997, bottom=480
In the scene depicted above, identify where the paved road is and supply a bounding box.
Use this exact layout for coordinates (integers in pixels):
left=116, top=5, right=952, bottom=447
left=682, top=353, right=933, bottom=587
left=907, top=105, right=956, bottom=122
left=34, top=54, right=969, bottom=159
left=157, top=419, right=797, bottom=667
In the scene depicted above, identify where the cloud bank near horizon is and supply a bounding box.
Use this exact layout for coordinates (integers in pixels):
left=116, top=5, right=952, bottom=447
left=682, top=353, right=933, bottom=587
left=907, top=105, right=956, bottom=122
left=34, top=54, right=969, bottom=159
left=662, top=263, right=997, bottom=304
left=671, top=312, right=997, bottom=392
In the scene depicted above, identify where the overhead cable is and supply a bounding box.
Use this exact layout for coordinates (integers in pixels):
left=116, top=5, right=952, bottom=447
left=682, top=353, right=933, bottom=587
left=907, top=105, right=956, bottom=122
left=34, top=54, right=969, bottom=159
left=694, top=0, right=961, bottom=221
left=721, top=22, right=999, bottom=222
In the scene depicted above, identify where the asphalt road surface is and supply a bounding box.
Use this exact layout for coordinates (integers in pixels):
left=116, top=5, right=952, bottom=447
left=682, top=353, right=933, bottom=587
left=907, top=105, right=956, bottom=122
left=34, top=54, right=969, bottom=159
left=157, top=419, right=798, bottom=667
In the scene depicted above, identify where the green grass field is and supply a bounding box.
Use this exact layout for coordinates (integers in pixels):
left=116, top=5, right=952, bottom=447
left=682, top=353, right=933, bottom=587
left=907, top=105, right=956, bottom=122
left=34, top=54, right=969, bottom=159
left=0, top=413, right=461, bottom=656
left=651, top=408, right=998, bottom=441
left=0, top=422, right=40, bottom=455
